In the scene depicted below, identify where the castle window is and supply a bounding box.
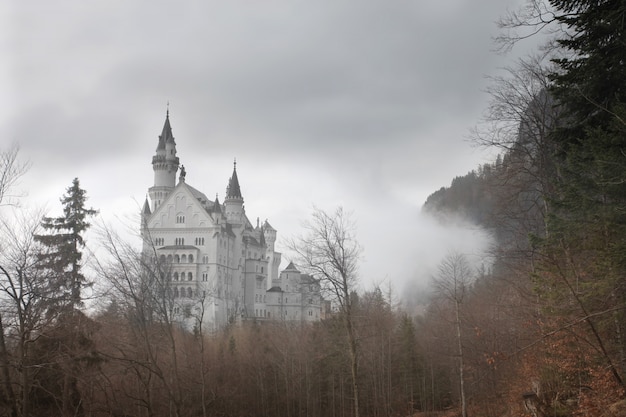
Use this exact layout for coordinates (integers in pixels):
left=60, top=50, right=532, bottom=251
left=175, top=237, right=185, bottom=245
left=189, top=254, right=194, bottom=263
left=202, top=272, right=208, bottom=282
left=154, top=237, right=164, bottom=246
left=202, top=255, right=209, bottom=264
left=181, top=254, right=187, bottom=263
left=176, top=214, right=185, bottom=224
left=188, top=272, right=193, bottom=281
left=174, top=255, right=180, bottom=263
left=195, top=237, right=204, bottom=245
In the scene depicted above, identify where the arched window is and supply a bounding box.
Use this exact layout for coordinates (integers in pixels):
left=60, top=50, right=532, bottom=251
left=187, top=287, right=193, bottom=298
left=189, top=254, right=194, bottom=263
left=181, top=254, right=187, bottom=263
left=173, top=272, right=179, bottom=281
left=159, top=255, right=166, bottom=264
left=174, top=254, right=180, bottom=263
left=173, top=287, right=179, bottom=298
left=188, top=272, right=193, bottom=281
left=167, top=255, right=173, bottom=263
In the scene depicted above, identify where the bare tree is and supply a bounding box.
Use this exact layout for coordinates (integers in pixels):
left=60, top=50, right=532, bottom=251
left=494, top=0, right=561, bottom=53
left=288, top=206, right=362, bottom=417
left=0, top=208, right=57, bottom=417
left=433, top=252, right=475, bottom=417
left=0, top=143, right=30, bottom=207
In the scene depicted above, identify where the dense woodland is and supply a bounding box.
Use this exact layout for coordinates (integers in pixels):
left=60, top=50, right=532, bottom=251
left=1, top=0, right=625, bottom=416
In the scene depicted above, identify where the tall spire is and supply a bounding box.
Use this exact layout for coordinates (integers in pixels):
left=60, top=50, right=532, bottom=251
left=142, top=196, right=152, bottom=215
left=156, top=108, right=175, bottom=151
left=225, top=158, right=242, bottom=200
left=150, top=107, right=180, bottom=211
left=213, top=193, right=221, bottom=212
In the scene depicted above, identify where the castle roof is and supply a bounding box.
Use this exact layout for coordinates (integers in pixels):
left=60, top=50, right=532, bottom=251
left=284, top=261, right=300, bottom=272
left=263, top=219, right=276, bottom=231
left=185, top=183, right=210, bottom=205
left=142, top=197, right=151, bottom=215
left=225, top=160, right=242, bottom=199
left=156, top=110, right=175, bottom=151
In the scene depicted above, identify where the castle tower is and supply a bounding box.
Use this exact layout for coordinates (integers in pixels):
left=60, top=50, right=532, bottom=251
left=263, top=220, right=277, bottom=252
left=149, top=109, right=180, bottom=211
left=263, top=220, right=281, bottom=287
left=224, top=160, right=244, bottom=225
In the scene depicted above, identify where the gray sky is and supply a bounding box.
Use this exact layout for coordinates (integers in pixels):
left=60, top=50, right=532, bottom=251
left=2, top=0, right=532, bottom=295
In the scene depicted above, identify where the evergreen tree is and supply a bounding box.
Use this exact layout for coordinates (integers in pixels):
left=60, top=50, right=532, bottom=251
left=34, top=177, right=97, bottom=310
left=550, top=0, right=626, bottom=147
left=537, top=0, right=626, bottom=395
left=32, top=178, right=98, bottom=416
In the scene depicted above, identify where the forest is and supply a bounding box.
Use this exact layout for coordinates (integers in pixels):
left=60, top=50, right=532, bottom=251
left=1, top=0, right=625, bottom=416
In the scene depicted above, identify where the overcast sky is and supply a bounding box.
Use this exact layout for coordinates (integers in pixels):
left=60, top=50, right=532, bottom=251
left=1, top=0, right=535, bottom=298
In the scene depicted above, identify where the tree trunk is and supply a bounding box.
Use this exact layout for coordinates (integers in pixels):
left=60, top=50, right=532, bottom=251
left=0, top=315, right=17, bottom=417
left=345, top=301, right=359, bottom=417
left=455, top=300, right=467, bottom=417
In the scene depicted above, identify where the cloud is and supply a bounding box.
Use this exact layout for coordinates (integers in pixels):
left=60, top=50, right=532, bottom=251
left=4, top=0, right=529, bottom=295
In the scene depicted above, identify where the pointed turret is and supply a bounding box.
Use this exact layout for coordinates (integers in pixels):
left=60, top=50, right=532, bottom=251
left=149, top=108, right=180, bottom=211
left=213, top=193, right=221, bottom=212
left=226, top=160, right=243, bottom=199
left=142, top=197, right=152, bottom=215
left=263, top=219, right=277, bottom=250
left=224, top=159, right=244, bottom=225
left=284, top=261, right=299, bottom=272
left=156, top=109, right=176, bottom=151
left=140, top=196, right=152, bottom=233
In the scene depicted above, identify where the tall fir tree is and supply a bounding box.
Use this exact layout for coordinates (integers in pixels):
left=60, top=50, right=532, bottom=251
left=537, top=0, right=626, bottom=395
left=550, top=0, right=626, bottom=146
left=34, top=177, right=97, bottom=311
left=31, top=178, right=98, bottom=416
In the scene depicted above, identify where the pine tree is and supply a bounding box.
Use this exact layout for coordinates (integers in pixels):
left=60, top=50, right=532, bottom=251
left=34, top=177, right=97, bottom=310
left=549, top=0, right=626, bottom=147
left=32, top=178, right=98, bottom=416
left=539, top=0, right=626, bottom=394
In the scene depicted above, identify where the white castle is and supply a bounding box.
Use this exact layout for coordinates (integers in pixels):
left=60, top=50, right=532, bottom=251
left=141, top=111, right=323, bottom=330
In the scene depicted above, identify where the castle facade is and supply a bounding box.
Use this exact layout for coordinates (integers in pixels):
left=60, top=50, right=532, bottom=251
left=141, top=111, right=322, bottom=329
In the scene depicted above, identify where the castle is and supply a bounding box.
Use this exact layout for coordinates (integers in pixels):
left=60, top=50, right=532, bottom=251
left=140, top=111, right=323, bottom=330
